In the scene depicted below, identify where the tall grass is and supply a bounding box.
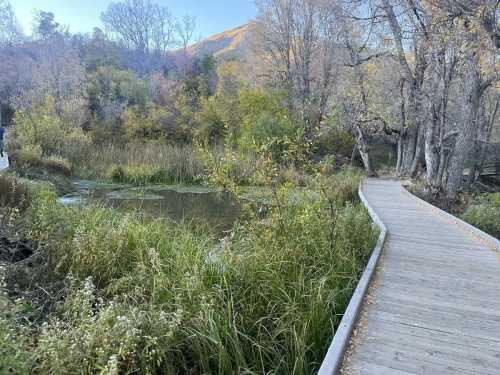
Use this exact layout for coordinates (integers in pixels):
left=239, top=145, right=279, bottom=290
left=59, top=142, right=205, bottom=185
left=1, top=171, right=375, bottom=374
left=55, top=141, right=264, bottom=186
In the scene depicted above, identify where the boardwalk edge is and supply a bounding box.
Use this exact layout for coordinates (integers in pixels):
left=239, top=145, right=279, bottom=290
left=401, top=186, right=500, bottom=251
left=318, top=180, right=388, bottom=375
left=0, top=152, right=8, bottom=173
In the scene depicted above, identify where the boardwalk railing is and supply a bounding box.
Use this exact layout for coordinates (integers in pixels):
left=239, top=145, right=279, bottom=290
left=318, top=182, right=388, bottom=375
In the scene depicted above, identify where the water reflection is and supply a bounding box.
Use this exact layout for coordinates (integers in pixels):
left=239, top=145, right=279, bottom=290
left=59, top=181, right=240, bottom=234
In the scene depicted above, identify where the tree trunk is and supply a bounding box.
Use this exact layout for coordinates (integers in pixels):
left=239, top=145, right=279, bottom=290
left=396, top=134, right=403, bottom=174
left=425, top=113, right=440, bottom=182
left=355, top=124, right=377, bottom=177
left=445, top=51, right=482, bottom=198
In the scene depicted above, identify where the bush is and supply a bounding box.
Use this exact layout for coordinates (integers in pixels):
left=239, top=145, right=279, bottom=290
left=461, top=193, right=500, bottom=239
left=194, top=97, right=226, bottom=141
left=13, top=95, right=90, bottom=179
left=237, top=88, right=296, bottom=162
left=17, top=144, right=43, bottom=166
left=315, top=126, right=356, bottom=157
left=0, top=274, right=32, bottom=374
left=0, top=175, right=31, bottom=210
left=122, top=106, right=165, bottom=141
left=15, top=97, right=69, bottom=156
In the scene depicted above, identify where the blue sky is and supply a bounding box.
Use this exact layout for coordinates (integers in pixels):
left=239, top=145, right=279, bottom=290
left=11, top=0, right=258, bottom=39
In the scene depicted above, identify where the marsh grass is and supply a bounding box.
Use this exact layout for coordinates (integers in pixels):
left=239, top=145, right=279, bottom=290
left=58, top=142, right=205, bottom=185
left=12, top=138, right=308, bottom=187
left=56, top=141, right=264, bottom=186
left=1, top=170, right=375, bottom=374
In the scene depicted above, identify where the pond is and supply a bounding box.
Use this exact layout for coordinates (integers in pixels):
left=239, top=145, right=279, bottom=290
left=59, top=180, right=241, bottom=234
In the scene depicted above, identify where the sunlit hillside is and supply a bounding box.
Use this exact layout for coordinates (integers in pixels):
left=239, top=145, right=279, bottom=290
left=185, top=22, right=257, bottom=60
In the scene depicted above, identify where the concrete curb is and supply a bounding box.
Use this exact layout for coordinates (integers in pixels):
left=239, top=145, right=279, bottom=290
left=318, top=181, right=388, bottom=375
left=401, top=186, right=500, bottom=251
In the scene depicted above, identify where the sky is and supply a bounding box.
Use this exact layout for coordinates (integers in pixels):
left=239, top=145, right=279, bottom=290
left=10, top=0, right=258, bottom=39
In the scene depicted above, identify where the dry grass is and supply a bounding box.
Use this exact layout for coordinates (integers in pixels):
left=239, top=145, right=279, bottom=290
left=60, top=142, right=205, bottom=184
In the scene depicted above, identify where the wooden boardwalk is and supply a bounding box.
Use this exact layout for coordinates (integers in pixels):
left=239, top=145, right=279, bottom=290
left=342, top=179, right=500, bottom=375
left=0, top=153, right=8, bottom=171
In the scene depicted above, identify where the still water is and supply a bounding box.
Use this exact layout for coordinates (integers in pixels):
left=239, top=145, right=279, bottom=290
left=59, top=181, right=241, bottom=234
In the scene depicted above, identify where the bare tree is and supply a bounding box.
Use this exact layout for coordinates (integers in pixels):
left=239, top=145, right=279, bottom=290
left=101, top=0, right=178, bottom=57
left=152, top=6, right=176, bottom=58
left=379, top=0, right=430, bottom=177
left=467, top=92, right=499, bottom=185
left=338, top=11, right=381, bottom=176
left=176, top=14, right=196, bottom=51
left=0, top=0, right=23, bottom=46
left=12, top=36, right=86, bottom=125
left=256, top=0, right=340, bottom=129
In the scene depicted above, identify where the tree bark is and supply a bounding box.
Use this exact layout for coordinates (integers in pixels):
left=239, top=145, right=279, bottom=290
left=354, top=124, right=377, bottom=177
left=445, top=51, right=483, bottom=198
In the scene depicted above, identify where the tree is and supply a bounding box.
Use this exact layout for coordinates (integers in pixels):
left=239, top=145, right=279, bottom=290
left=12, top=35, right=86, bottom=126
left=0, top=0, right=23, bottom=127
left=0, top=0, right=23, bottom=46
left=369, top=0, right=499, bottom=196
left=177, top=14, right=196, bottom=51
left=152, top=6, right=176, bottom=58
left=256, top=0, right=339, bottom=130
left=101, top=0, right=178, bottom=57
left=33, top=11, right=62, bottom=40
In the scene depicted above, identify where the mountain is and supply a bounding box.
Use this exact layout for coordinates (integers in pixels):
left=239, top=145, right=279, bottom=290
left=185, top=22, right=257, bottom=61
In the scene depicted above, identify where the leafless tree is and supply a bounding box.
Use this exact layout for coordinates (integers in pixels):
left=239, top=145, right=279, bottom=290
left=256, top=0, right=340, bottom=129
left=12, top=36, right=86, bottom=124
left=330, top=0, right=499, bottom=197
left=176, top=14, right=196, bottom=51
left=101, top=0, right=179, bottom=57
left=152, top=7, right=176, bottom=58
left=0, top=0, right=23, bottom=46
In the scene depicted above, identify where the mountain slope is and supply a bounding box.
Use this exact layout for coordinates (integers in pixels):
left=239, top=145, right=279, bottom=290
left=185, top=22, right=257, bottom=60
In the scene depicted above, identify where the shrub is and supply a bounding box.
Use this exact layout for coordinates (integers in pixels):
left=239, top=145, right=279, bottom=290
left=15, top=97, right=68, bottom=156
left=0, top=175, right=31, bottom=210
left=315, top=126, right=356, bottom=157
left=11, top=148, right=72, bottom=178
left=122, top=106, right=165, bottom=141
left=17, top=144, right=43, bottom=166
left=461, top=193, right=500, bottom=239
left=194, top=96, right=226, bottom=141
